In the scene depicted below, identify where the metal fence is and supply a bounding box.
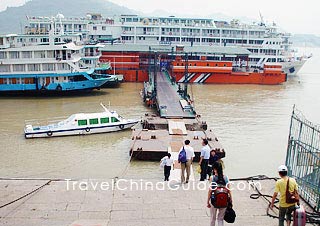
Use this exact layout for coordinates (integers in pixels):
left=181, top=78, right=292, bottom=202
left=286, top=106, right=320, bottom=212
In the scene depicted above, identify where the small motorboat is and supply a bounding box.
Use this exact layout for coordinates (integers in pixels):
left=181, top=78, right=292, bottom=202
left=24, top=103, right=139, bottom=138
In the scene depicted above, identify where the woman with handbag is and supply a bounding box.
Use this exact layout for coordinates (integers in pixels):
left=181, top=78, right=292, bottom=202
left=270, top=165, right=299, bottom=226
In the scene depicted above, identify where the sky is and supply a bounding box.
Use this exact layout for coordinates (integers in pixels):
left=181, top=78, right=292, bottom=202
left=0, top=0, right=318, bottom=35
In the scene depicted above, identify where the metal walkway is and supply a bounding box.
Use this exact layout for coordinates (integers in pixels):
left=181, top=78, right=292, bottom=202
left=155, top=72, right=195, bottom=119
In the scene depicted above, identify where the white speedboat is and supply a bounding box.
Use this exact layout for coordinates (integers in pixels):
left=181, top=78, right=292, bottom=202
left=24, top=104, right=139, bottom=138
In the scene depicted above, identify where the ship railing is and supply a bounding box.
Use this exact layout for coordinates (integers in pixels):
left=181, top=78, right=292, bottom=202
left=0, top=43, right=11, bottom=49
left=25, top=116, right=69, bottom=127
left=71, top=53, right=82, bottom=60
left=84, top=52, right=101, bottom=57
left=67, top=61, right=81, bottom=72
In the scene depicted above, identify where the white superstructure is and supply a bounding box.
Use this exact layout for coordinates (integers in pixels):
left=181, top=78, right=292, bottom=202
left=25, top=14, right=309, bottom=75
left=0, top=18, right=107, bottom=77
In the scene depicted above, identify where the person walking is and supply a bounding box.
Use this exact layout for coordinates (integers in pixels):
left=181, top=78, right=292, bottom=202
left=178, top=140, right=195, bottom=183
left=207, top=149, right=220, bottom=179
left=160, top=153, right=174, bottom=181
left=270, top=165, right=299, bottom=226
left=199, top=139, right=210, bottom=181
left=207, top=162, right=232, bottom=226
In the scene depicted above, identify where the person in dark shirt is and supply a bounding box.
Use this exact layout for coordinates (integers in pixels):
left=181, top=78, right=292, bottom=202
left=207, top=149, right=220, bottom=179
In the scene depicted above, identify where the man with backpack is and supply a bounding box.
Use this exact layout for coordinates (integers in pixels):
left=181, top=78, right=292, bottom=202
left=207, top=162, right=232, bottom=226
left=178, top=140, right=195, bottom=183
left=270, top=165, right=299, bottom=226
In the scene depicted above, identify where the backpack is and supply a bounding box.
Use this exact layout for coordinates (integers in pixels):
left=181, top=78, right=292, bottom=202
left=178, top=147, right=187, bottom=163
left=211, top=176, right=229, bottom=208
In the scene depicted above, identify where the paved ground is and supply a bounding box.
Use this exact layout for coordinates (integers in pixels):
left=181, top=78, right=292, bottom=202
left=0, top=176, right=315, bottom=226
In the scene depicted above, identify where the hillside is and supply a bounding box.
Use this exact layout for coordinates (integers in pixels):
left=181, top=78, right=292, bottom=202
left=291, top=34, right=320, bottom=47
left=0, top=0, right=136, bottom=34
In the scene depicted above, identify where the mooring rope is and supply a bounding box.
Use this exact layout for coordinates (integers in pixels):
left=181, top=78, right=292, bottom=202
left=0, top=180, right=51, bottom=209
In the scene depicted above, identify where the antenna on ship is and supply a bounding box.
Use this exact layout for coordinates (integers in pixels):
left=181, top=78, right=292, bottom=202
left=100, top=102, right=111, bottom=113
left=56, top=13, right=65, bottom=35
left=259, top=11, right=265, bottom=26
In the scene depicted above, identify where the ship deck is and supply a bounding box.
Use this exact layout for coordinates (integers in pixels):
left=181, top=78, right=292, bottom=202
left=130, top=125, right=223, bottom=161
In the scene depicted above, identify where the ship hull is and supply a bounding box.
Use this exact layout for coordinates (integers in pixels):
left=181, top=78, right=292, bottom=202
left=0, top=72, right=109, bottom=94
left=100, top=48, right=287, bottom=85
left=25, top=121, right=138, bottom=138
left=281, top=60, right=307, bottom=76
left=174, top=72, right=287, bottom=85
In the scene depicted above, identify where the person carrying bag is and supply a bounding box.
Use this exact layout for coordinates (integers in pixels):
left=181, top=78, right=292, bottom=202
left=270, top=165, right=300, bottom=226
left=207, top=162, right=233, bottom=226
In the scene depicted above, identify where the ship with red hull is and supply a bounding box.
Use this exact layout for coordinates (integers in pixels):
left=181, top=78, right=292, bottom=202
left=100, top=45, right=286, bottom=85
left=173, top=60, right=286, bottom=85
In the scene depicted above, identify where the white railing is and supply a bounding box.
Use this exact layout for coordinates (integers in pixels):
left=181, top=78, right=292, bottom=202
left=25, top=116, right=68, bottom=126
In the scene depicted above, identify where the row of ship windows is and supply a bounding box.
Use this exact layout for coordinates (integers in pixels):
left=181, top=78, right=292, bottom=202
left=92, top=26, right=106, bottom=31
left=122, top=18, right=212, bottom=24
left=0, top=50, right=74, bottom=59
left=16, top=37, right=64, bottom=43
left=0, top=51, right=52, bottom=59
left=123, top=27, right=265, bottom=35
left=0, top=75, right=87, bottom=85
left=28, top=24, right=86, bottom=29
left=77, top=117, right=119, bottom=126
left=0, top=77, right=67, bottom=85
left=176, top=63, right=228, bottom=67
left=121, top=36, right=264, bottom=45
left=0, top=63, right=70, bottom=72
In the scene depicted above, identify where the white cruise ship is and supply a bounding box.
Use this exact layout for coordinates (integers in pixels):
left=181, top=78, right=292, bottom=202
left=24, top=13, right=309, bottom=76
left=0, top=18, right=115, bottom=93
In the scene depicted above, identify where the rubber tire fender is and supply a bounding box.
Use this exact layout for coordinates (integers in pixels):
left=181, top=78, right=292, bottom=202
left=56, top=84, right=62, bottom=91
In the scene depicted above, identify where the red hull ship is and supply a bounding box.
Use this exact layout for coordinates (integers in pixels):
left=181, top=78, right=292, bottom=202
left=100, top=45, right=286, bottom=85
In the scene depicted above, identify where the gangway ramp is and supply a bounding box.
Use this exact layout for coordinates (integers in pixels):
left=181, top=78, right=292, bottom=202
left=156, top=72, right=195, bottom=119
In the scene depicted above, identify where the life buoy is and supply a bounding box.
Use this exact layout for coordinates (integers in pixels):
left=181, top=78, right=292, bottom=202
left=209, top=43, right=212, bottom=46
left=85, top=127, right=90, bottom=132
left=119, top=124, right=124, bottom=130
left=47, top=131, right=53, bottom=136
left=169, top=32, right=172, bottom=35
left=123, top=31, right=126, bottom=34
left=142, top=18, right=149, bottom=25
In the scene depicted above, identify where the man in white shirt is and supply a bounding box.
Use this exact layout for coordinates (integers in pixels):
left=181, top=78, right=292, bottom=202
left=199, top=139, right=210, bottom=181
left=160, top=153, right=174, bottom=181
left=178, top=140, right=195, bottom=183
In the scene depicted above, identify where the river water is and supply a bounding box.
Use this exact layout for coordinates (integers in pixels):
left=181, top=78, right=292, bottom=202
left=0, top=48, right=319, bottom=180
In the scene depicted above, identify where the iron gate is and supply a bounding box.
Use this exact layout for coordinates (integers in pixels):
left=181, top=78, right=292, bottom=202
left=286, top=106, right=320, bottom=212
